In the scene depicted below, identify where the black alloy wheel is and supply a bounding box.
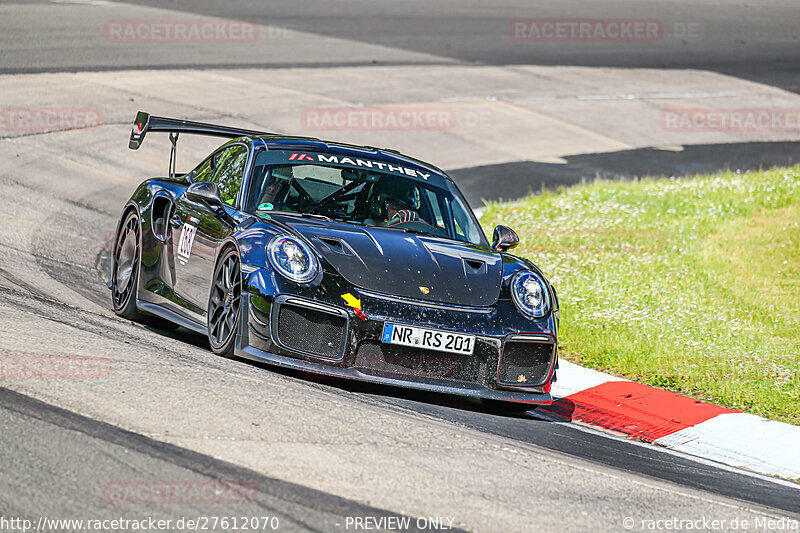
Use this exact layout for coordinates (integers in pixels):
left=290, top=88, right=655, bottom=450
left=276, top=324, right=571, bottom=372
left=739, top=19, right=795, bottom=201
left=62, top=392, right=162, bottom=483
left=207, top=248, right=241, bottom=357
left=111, top=211, right=143, bottom=319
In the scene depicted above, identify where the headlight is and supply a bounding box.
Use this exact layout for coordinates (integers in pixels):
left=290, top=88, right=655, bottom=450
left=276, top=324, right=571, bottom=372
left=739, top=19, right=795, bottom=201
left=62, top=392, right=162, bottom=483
left=267, top=235, right=319, bottom=283
left=510, top=271, right=550, bottom=318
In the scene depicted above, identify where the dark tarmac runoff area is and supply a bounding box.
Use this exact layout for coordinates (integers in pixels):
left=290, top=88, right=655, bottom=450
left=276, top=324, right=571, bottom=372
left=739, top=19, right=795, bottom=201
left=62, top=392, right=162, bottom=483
left=452, top=141, right=800, bottom=206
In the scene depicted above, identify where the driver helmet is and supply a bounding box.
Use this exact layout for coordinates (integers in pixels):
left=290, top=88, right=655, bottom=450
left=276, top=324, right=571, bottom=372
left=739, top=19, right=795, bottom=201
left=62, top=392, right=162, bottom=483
left=373, top=180, right=421, bottom=219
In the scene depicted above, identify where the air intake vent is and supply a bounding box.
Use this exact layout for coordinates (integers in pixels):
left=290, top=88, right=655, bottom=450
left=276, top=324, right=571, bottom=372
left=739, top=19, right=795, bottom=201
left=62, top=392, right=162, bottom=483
left=318, top=237, right=344, bottom=251
left=150, top=195, right=172, bottom=241
left=276, top=303, right=347, bottom=359
left=464, top=258, right=485, bottom=272
left=355, top=341, right=483, bottom=383
left=498, top=341, right=554, bottom=386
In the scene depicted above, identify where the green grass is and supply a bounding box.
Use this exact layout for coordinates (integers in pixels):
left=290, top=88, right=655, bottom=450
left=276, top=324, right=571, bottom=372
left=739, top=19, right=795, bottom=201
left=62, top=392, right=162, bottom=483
left=480, top=166, right=800, bottom=424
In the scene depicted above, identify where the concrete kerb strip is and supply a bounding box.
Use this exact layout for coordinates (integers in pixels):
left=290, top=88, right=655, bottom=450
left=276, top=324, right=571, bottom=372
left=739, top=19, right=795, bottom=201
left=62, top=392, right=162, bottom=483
left=549, top=360, right=800, bottom=480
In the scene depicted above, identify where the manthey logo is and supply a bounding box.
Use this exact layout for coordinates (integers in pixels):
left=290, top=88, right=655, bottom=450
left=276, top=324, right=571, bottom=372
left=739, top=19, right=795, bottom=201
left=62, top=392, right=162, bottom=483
left=284, top=152, right=432, bottom=180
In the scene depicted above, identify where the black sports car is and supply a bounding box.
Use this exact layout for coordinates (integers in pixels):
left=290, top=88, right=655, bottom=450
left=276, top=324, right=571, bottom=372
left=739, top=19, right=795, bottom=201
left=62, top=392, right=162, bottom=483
left=111, top=112, right=559, bottom=407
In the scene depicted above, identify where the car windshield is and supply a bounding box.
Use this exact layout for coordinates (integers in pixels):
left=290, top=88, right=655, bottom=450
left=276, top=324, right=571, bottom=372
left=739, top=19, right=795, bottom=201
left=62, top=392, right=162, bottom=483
left=245, top=158, right=486, bottom=246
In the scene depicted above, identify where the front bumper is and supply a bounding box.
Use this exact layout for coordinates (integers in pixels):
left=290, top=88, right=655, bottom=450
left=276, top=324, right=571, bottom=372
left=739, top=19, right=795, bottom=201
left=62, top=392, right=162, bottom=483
left=235, top=269, right=557, bottom=405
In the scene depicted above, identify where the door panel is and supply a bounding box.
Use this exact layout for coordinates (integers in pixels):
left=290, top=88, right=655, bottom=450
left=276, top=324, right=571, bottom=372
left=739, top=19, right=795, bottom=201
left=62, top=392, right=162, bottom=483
left=169, top=144, right=249, bottom=317
left=170, top=197, right=217, bottom=314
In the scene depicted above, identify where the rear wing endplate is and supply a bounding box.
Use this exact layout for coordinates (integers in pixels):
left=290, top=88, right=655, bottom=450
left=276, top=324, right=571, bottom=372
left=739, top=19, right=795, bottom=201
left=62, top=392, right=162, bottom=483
left=129, top=111, right=275, bottom=178
left=128, top=111, right=271, bottom=150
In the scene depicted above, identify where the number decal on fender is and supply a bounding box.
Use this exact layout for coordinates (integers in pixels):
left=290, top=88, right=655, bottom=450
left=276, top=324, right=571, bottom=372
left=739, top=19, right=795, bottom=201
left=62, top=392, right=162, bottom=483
left=177, top=223, right=197, bottom=264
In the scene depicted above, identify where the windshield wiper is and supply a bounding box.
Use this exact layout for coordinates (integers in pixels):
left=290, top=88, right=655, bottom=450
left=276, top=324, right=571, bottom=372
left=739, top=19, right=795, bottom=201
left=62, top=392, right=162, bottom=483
left=400, top=227, right=437, bottom=237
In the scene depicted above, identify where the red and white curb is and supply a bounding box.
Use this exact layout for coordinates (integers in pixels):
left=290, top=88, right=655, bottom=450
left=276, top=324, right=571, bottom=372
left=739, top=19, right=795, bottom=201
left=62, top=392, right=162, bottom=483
left=542, top=360, right=800, bottom=480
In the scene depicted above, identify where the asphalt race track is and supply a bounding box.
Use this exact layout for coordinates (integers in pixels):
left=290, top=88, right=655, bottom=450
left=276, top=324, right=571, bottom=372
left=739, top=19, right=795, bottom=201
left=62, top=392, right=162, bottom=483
left=5, top=0, right=800, bottom=95
left=1, top=1, right=799, bottom=531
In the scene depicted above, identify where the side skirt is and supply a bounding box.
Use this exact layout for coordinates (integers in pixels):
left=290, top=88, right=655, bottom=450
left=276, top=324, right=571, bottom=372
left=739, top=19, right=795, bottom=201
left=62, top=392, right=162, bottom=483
left=137, top=301, right=207, bottom=335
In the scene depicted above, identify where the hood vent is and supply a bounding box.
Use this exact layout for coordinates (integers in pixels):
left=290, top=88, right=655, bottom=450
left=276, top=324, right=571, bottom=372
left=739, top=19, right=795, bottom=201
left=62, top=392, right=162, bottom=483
left=464, top=258, right=486, bottom=273
left=317, top=236, right=344, bottom=251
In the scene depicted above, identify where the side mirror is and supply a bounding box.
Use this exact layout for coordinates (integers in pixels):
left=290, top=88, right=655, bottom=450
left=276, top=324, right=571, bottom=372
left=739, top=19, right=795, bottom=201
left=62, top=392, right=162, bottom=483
left=186, top=181, right=223, bottom=209
left=492, top=225, right=519, bottom=252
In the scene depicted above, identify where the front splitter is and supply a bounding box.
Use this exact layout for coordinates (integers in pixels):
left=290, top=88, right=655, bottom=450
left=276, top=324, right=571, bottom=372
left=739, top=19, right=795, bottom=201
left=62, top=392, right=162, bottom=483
left=235, top=344, right=553, bottom=405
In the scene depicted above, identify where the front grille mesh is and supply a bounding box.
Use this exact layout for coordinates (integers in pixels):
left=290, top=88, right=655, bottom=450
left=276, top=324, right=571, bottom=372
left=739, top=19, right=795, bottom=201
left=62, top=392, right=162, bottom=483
left=498, top=342, right=553, bottom=386
left=355, top=341, right=481, bottom=383
left=277, top=305, right=346, bottom=358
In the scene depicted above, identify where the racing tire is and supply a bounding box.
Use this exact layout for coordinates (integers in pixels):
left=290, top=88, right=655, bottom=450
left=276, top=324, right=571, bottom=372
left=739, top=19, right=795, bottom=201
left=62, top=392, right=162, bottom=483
left=207, top=247, right=241, bottom=358
left=111, top=210, right=144, bottom=321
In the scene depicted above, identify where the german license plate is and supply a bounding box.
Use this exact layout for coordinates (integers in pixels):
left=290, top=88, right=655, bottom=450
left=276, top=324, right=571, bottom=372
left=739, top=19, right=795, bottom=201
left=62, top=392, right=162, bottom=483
left=381, top=323, right=475, bottom=355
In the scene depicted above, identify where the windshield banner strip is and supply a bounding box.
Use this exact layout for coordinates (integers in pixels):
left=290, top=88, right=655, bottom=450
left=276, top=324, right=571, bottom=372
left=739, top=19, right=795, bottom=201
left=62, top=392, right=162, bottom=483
left=255, top=150, right=433, bottom=181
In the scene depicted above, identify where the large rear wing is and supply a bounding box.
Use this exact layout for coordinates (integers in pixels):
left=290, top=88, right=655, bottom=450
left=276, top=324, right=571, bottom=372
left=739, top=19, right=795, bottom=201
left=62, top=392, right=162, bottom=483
left=128, top=111, right=272, bottom=150
left=129, top=111, right=276, bottom=178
